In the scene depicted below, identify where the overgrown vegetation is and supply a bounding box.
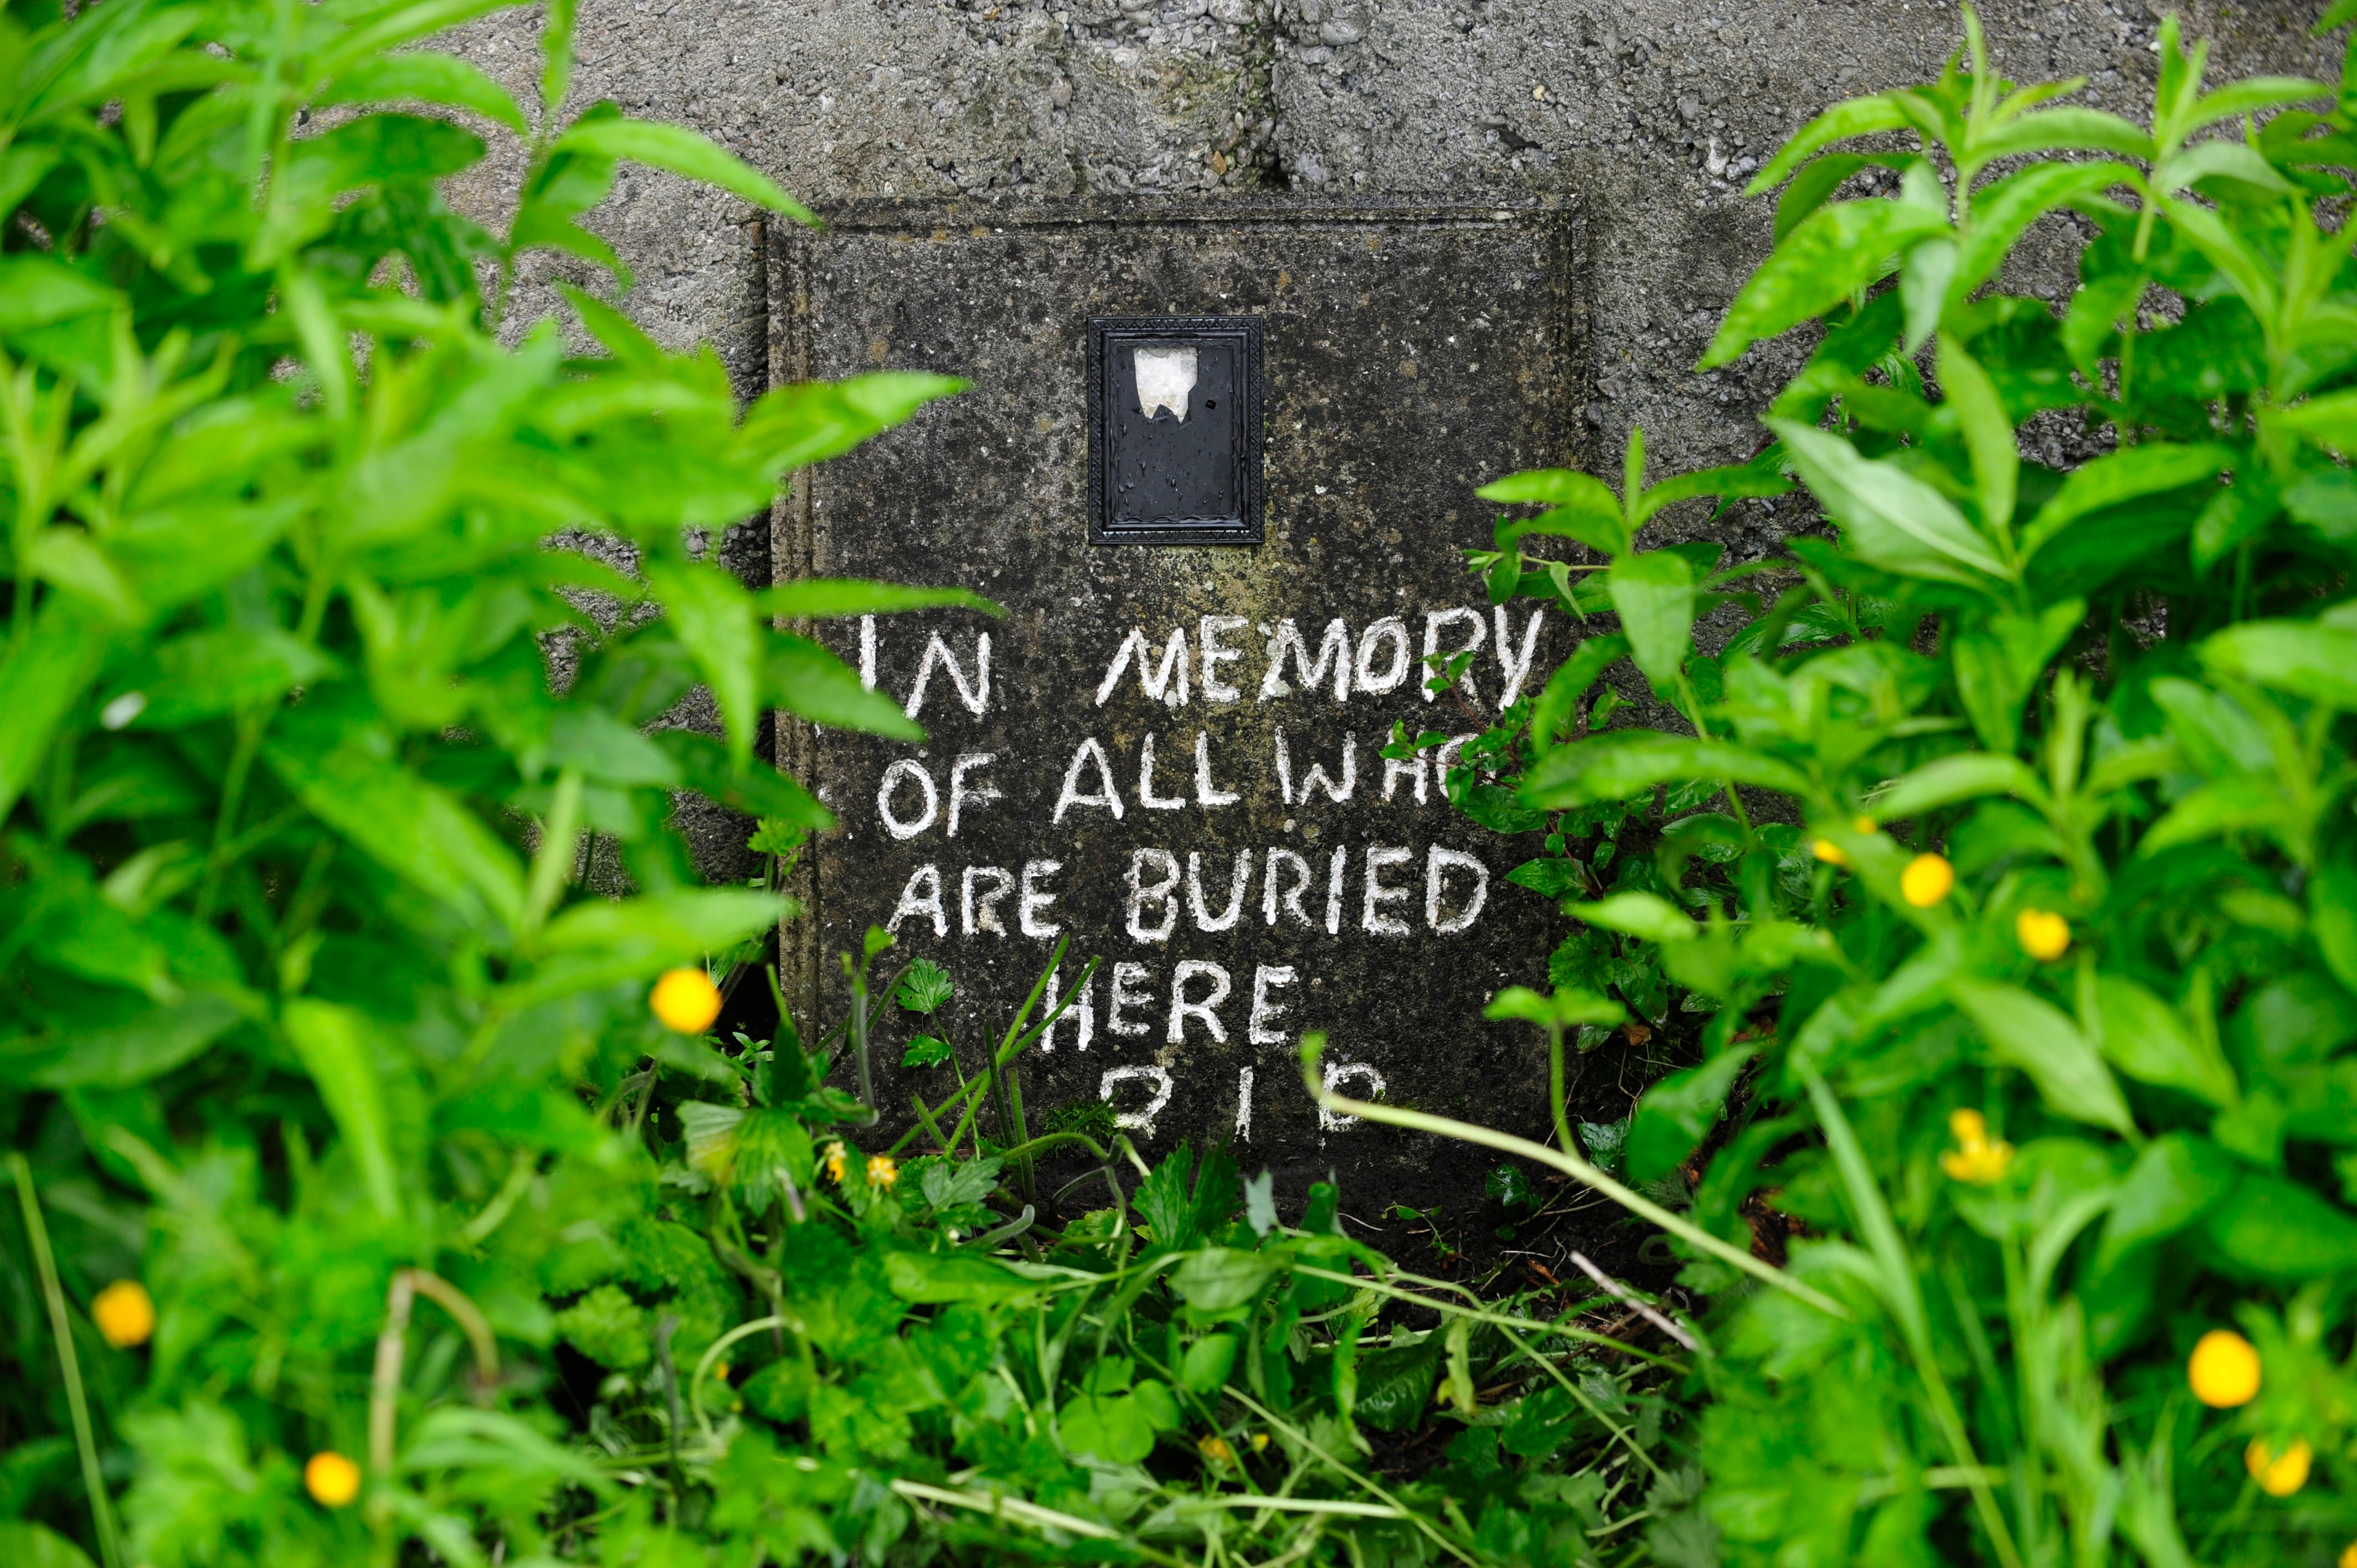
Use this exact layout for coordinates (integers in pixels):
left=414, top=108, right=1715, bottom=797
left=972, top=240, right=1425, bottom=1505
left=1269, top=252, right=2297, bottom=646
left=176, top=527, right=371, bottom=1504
left=0, top=1, right=1684, bottom=1564
left=1388, top=4, right=2357, bottom=1561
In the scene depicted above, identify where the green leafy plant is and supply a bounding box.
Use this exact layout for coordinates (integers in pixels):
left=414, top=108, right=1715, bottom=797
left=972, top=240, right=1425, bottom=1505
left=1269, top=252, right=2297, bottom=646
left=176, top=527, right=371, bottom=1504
left=1360, top=7, right=2357, bottom=1562
left=0, top=3, right=1695, bottom=1564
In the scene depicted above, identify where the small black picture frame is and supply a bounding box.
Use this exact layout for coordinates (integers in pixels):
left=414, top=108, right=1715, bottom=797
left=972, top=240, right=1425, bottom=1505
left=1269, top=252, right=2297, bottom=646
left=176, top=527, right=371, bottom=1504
left=1087, top=316, right=1263, bottom=546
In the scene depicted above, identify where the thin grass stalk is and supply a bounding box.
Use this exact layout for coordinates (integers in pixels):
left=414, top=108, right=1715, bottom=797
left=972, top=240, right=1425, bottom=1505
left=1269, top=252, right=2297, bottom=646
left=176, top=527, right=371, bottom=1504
left=8, top=1154, right=123, bottom=1568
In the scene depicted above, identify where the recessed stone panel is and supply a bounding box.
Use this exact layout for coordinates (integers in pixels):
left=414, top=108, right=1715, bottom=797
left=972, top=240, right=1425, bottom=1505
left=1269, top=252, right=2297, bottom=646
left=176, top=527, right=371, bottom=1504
left=773, top=194, right=1586, bottom=1211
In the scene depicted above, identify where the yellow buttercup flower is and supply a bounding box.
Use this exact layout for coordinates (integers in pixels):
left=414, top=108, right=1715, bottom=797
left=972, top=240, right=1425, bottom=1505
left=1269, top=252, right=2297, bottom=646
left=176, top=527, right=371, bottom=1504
left=304, top=1451, right=361, bottom=1508
left=92, top=1280, right=155, bottom=1348
left=2016, top=908, right=2070, bottom=961
left=649, top=967, right=723, bottom=1034
left=822, top=1142, right=847, bottom=1184
left=1939, top=1107, right=2013, bottom=1184
left=2188, top=1329, right=2261, bottom=1408
left=1901, top=853, right=1954, bottom=908
left=1249, top=1432, right=1270, bottom=1452
left=2337, top=1540, right=2357, bottom=1568
left=1197, top=1433, right=1235, bottom=1464
left=866, top=1154, right=899, bottom=1190
left=2247, top=1436, right=2312, bottom=1497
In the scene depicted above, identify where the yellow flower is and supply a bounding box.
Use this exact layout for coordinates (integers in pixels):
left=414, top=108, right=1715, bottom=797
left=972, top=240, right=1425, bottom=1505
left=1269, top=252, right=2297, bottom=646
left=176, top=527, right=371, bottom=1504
left=92, top=1280, right=155, bottom=1348
left=1812, top=838, right=1847, bottom=866
left=1249, top=1432, right=1270, bottom=1452
left=712, top=1360, right=731, bottom=1381
left=1901, top=853, right=1954, bottom=908
left=649, top=967, right=723, bottom=1034
left=1939, top=1107, right=2013, bottom=1184
left=304, top=1451, right=362, bottom=1508
left=2338, top=1541, right=2357, bottom=1568
left=2247, top=1436, right=2312, bottom=1497
left=1197, top=1434, right=1235, bottom=1464
left=866, top=1154, right=899, bottom=1190
left=2016, top=908, right=2070, bottom=961
left=822, top=1143, right=847, bottom=1184
left=1854, top=816, right=1878, bottom=835
left=2188, top=1329, right=2262, bottom=1408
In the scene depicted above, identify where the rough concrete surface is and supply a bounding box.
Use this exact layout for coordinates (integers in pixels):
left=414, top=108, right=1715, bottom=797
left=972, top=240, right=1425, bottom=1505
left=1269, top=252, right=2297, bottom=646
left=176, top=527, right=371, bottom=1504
left=443, top=0, right=2337, bottom=1225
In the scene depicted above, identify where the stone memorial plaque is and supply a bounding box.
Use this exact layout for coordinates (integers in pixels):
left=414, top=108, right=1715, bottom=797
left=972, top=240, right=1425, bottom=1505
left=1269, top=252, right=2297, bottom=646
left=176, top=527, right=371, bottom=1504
left=771, top=195, right=1586, bottom=1214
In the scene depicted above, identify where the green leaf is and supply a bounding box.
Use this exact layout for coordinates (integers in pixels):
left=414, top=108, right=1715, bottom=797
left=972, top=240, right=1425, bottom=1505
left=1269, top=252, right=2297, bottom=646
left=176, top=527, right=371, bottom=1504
left=1868, top=753, right=2046, bottom=818
left=1703, top=201, right=1949, bottom=368
left=1484, top=468, right=1630, bottom=557
left=317, top=51, right=530, bottom=134
left=1567, top=893, right=1698, bottom=945
left=2152, top=140, right=2294, bottom=196
left=883, top=1250, right=1038, bottom=1304
left=2096, top=1133, right=2237, bottom=1271
left=1937, top=333, right=2017, bottom=533
left=644, top=558, right=762, bottom=766
left=1898, top=236, right=1958, bottom=355
left=756, top=579, right=1000, bottom=620
left=557, top=114, right=817, bottom=225
left=1955, top=162, right=2137, bottom=293
left=739, top=374, right=969, bottom=472
left=1771, top=152, right=1908, bottom=243
left=2199, top=620, right=2357, bottom=709
left=1767, top=419, right=2007, bottom=584
left=2019, top=443, right=2233, bottom=559
left=900, top=1035, right=951, bottom=1069
left=2092, top=976, right=2239, bottom=1108
left=0, top=1523, right=97, bottom=1568
left=1627, top=1045, right=1758, bottom=1183
left=768, top=632, right=924, bottom=739
left=2312, top=855, right=2357, bottom=996
left=525, top=889, right=785, bottom=1002
left=32, top=993, right=242, bottom=1090
left=1521, top=731, right=1810, bottom=808
left=1746, top=94, right=1911, bottom=194
left=653, top=728, right=833, bottom=829
left=263, top=729, right=528, bottom=937
left=0, top=595, right=111, bottom=819
left=2203, top=1172, right=2357, bottom=1281
left=1968, top=106, right=2152, bottom=163
left=1351, top=1335, right=1442, bottom=1433
left=1529, top=633, right=1629, bottom=750
left=895, top=958, right=954, bottom=1014
left=1950, top=979, right=2135, bottom=1135
left=0, top=255, right=119, bottom=338
left=1179, top=1334, right=1238, bottom=1393
left=1604, top=551, right=1696, bottom=689
left=1169, top=1247, right=1280, bottom=1314
left=281, top=1000, right=401, bottom=1219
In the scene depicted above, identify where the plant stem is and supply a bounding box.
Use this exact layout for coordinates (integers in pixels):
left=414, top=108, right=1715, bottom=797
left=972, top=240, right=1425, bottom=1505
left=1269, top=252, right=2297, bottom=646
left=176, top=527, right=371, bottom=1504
left=1547, top=1025, right=1576, bottom=1155
left=1298, top=1042, right=1849, bottom=1319
left=9, top=1155, right=124, bottom=1568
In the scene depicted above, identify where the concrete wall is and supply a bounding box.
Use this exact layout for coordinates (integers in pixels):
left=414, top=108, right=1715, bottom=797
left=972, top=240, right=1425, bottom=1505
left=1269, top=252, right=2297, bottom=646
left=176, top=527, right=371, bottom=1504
left=448, top=0, right=2339, bottom=881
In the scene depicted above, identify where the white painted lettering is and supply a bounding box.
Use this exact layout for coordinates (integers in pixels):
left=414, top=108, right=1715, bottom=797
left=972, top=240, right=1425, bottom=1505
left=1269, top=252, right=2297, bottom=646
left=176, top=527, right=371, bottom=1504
left=947, top=752, right=1000, bottom=837
left=1265, top=848, right=1315, bottom=928
left=1126, top=849, right=1180, bottom=942
left=1187, top=850, right=1252, bottom=932
left=1194, top=729, right=1239, bottom=806
left=961, top=865, right=1012, bottom=936
left=1426, top=844, right=1490, bottom=933
left=858, top=615, right=877, bottom=690
left=1362, top=845, right=1414, bottom=936
left=1169, top=958, right=1232, bottom=1043
left=1108, top=962, right=1156, bottom=1036
left=1019, top=859, right=1063, bottom=938
left=1095, top=626, right=1189, bottom=708
left=1319, top=1059, right=1387, bottom=1132
left=906, top=631, right=990, bottom=718
left=886, top=863, right=946, bottom=938
left=877, top=760, right=939, bottom=840
left=1051, top=737, right=1125, bottom=823
left=1355, top=616, right=1412, bottom=694
left=1138, top=731, right=1186, bottom=809
left=1100, top=1065, right=1174, bottom=1135
left=1260, top=616, right=1352, bottom=702
left=1236, top=1066, right=1254, bottom=1141
left=1325, top=847, right=1346, bottom=935
left=1494, top=607, right=1545, bottom=709
left=1382, top=751, right=1428, bottom=803
left=1295, top=731, right=1356, bottom=805
left=1249, top=964, right=1298, bottom=1045
left=1199, top=614, right=1248, bottom=702
left=1041, top=964, right=1095, bottom=1053
left=1422, top=607, right=1486, bottom=704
